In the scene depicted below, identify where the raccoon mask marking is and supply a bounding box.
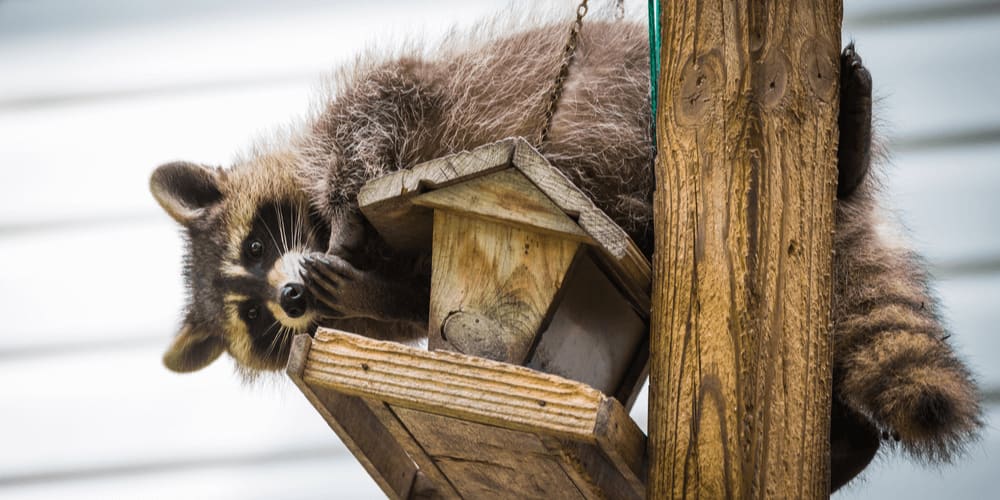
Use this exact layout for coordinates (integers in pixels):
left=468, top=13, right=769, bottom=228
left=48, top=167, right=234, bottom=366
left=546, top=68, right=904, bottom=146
left=151, top=159, right=331, bottom=373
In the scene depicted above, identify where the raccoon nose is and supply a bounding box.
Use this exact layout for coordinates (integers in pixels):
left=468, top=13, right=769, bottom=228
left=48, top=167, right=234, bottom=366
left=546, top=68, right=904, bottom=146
left=280, top=283, right=308, bottom=318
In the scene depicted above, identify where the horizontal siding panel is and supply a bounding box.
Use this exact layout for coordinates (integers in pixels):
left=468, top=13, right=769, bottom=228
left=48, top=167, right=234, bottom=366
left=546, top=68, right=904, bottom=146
left=0, top=84, right=310, bottom=227
left=0, top=222, right=182, bottom=350
left=885, top=144, right=1000, bottom=266
left=834, top=403, right=1000, bottom=499
left=936, top=272, right=1000, bottom=386
left=845, top=1, right=1000, bottom=25
left=0, top=0, right=519, bottom=106
left=0, top=454, right=381, bottom=500
left=0, top=344, right=345, bottom=479
left=844, top=14, right=1000, bottom=142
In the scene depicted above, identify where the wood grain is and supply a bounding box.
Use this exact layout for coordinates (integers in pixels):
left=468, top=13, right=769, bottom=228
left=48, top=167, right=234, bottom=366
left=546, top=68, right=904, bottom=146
left=413, top=169, right=592, bottom=243
left=286, top=334, right=417, bottom=499
left=649, top=1, right=841, bottom=498
left=393, top=407, right=582, bottom=500
left=428, top=210, right=579, bottom=364
left=302, top=329, right=606, bottom=441
left=540, top=436, right=643, bottom=500
left=363, top=400, right=461, bottom=499
left=358, top=140, right=515, bottom=251
left=297, top=329, right=649, bottom=499
left=512, top=140, right=653, bottom=315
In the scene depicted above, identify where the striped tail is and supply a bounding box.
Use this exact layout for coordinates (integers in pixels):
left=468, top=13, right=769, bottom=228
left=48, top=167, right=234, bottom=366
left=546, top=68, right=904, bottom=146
left=833, top=194, right=982, bottom=461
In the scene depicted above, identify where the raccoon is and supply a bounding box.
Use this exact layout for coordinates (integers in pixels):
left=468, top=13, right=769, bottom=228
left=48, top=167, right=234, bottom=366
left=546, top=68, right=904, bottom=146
left=149, top=17, right=980, bottom=491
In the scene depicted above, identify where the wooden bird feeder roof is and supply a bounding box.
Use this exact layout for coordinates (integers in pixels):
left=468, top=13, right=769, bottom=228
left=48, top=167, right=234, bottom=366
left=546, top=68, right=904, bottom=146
left=357, top=137, right=652, bottom=315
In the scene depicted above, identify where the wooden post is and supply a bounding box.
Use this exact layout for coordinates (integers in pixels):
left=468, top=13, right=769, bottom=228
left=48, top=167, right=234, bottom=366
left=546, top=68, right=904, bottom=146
left=648, top=1, right=842, bottom=498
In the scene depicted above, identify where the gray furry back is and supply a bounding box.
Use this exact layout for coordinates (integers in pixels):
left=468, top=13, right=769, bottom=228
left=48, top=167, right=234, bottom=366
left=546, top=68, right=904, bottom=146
left=296, top=19, right=654, bottom=251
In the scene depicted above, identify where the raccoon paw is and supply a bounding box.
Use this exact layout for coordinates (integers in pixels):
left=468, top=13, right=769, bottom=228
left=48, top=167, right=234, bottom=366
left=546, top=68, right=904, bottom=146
left=837, top=43, right=873, bottom=199
left=303, top=253, right=370, bottom=319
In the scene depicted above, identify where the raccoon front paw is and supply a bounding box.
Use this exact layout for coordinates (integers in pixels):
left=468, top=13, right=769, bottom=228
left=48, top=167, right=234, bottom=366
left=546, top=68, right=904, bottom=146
left=837, top=43, right=873, bottom=199
left=303, top=253, right=371, bottom=320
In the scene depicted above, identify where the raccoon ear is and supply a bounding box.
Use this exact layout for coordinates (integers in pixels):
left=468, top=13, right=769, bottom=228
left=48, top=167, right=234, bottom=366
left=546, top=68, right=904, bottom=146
left=163, top=324, right=225, bottom=373
left=150, top=161, right=223, bottom=225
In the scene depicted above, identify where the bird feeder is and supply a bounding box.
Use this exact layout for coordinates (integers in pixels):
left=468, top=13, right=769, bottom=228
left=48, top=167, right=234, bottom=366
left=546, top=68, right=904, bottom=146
left=288, top=138, right=651, bottom=499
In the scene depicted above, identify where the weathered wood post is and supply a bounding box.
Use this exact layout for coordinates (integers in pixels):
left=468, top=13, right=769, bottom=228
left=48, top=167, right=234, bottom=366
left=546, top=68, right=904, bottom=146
left=648, top=1, right=842, bottom=498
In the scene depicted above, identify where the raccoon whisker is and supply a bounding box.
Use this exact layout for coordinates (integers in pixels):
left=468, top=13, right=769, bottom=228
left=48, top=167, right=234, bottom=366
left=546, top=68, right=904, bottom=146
left=283, top=325, right=296, bottom=351
left=260, top=319, right=280, bottom=344
left=257, top=212, right=283, bottom=256
left=280, top=204, right=293, bottom=254
left=289, top=204, right=300, bottom=248
left=276, top=203, right=289, bottom=254
left=265, top=324, right=288, bottom=361
left=258, top=320, right=283, bottom=361
left=294, top=205, right=307, bottom=247
left=304, top=223, right=321, bottom=249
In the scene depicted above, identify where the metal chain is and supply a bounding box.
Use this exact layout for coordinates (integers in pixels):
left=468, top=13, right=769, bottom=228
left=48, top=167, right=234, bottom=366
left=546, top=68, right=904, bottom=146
left=537, top=0, right=589, bottom=146
left=615, top=0, right=625, bottom=20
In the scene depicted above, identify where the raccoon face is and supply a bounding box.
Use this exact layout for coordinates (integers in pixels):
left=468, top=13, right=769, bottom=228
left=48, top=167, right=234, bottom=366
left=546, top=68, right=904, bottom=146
left=151, top=157, right=330, bottom=374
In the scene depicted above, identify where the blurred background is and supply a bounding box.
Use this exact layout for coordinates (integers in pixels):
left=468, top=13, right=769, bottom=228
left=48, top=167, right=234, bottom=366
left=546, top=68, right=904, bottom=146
left=0, top=0, right=996, bottom=498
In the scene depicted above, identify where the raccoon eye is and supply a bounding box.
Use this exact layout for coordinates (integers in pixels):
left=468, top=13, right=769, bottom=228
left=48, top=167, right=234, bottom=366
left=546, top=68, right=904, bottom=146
left=246, top=306, right=260, bottom=321
left=248, top=239, right=264, bottom=258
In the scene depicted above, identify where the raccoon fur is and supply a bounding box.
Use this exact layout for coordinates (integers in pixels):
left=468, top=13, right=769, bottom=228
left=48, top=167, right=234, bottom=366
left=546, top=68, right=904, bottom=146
left=149, top=15, right=981, bottom=492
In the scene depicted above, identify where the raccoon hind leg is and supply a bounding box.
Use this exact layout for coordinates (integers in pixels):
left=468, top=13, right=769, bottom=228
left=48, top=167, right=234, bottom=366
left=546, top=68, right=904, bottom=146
left=830, top=396, right=880, bottom=492
left=837, top=43, right=873, bottom=199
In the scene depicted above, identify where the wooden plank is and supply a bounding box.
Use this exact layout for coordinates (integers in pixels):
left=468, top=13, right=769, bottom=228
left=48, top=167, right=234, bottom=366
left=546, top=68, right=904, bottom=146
left=286, top=335, right=416, bottom=500
left=361, top=400, right=462, bottom=499
left=593, top=398, right=647, bottom=495
left=393, top=407, right=582, bottom=500
left=510, top=140, right=652, bottom=315
left=539, top=436, right=642, bottom=500
left=428, top=211, right=579, bottom=363
left=302, top=329, right=606, bottom=441
left=358, top=140, right=515, bottom=251
left=650, top=1, right=840, bottom=498
left=413, top=169, right=592, bottom=243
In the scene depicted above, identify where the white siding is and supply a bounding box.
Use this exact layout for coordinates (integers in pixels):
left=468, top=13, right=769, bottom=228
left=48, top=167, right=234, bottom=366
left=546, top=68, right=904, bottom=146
left=0, top=1, right=995, bottom=498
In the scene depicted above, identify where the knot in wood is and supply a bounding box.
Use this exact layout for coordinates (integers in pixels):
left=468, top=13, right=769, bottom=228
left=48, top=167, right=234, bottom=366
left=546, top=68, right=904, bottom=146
left=759, top=52, right=790, bottom=110
left=674, top=51, right=722, bottom=126
left=801, top=37, right=838, bottom=103
left=441, top=311, right=514, bottom=363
